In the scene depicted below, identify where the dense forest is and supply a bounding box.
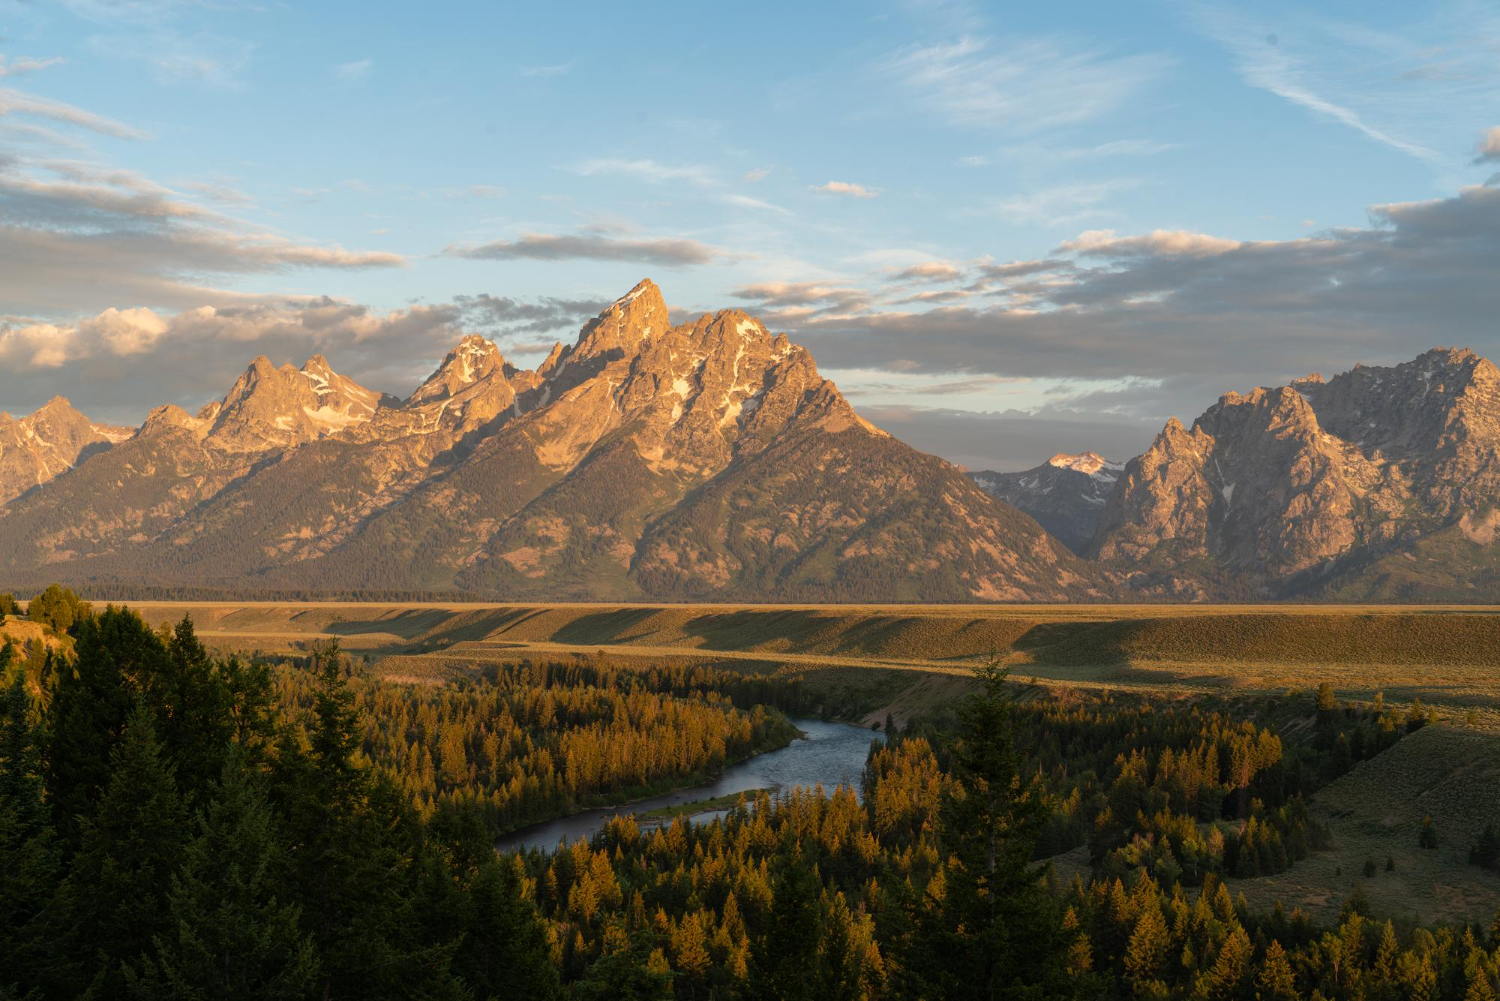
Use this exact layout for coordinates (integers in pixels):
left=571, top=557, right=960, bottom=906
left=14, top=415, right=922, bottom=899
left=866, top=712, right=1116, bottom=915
left=2, top=601, right=1498, bottom=999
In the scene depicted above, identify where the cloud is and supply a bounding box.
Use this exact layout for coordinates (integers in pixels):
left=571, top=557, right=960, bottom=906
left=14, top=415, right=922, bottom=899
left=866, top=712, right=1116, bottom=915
left=446, top=231, right=724, bottom=266
left=889, top=261, right=963, bottom=283
left=0, top=87, right=148, bottom=139
left=452, top=293, right=609, bottom=336
left=991, top=180, right=1134, bottom=227
left=0, top=96, right=407, bottom=315
left=519, top=62, right=572, bottom=78
left=446, top=184, right=504, bottom=199
left=883, top=35, right=1169, bottom=133
left=742, top=166, right=773, bottom=182
left=1476, top=127, right=1500, bottom=164
left=731, top=281, right=870, bottom=318
left=1190, top=8, right=1442, bottom=162
left=723, top=193, right=790, bottom=214
left=572, top=158, right=716, bottom=188
left=1059, top=229, right=1241, bottom=258
left=333, top=58, right=372, bottom=81
left=0, top=56, right=65, bottom=79
left=813, top=180, right=878, bottom=198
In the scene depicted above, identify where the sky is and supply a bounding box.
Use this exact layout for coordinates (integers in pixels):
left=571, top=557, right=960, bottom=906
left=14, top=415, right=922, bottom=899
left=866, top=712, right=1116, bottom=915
left=1, top=0, right=1499, bottom=470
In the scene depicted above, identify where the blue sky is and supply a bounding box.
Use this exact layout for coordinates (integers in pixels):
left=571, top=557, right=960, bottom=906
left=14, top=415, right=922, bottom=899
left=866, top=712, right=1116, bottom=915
left=2, top=0, right=1499, bottom=468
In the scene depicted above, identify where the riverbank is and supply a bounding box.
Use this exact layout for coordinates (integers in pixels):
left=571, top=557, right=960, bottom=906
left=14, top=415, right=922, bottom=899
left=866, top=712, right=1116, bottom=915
left=496, top=717, right=882, bottom=852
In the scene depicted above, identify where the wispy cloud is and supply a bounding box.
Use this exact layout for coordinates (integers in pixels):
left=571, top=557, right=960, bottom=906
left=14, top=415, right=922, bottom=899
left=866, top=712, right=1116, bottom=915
left=333, top=58, right=372, bottom=81
left=572, top=158, right=716, bottom=188
left=882, top=35, right=1169, bottom=133
left=813, top=180, right=879, bottom=198
left=446, top=230, right=724, bottom=266
left=445, top=184, right=505, bottom=200
left=990, top=180, right=1135, bottom=227
left=743, top=166, right=773, bottom=182
left=0, top=87, right=149, bottom=139
left=519, top=62, right=572, bottom=78
left=1190, top=7, right=1441, bottom=162
left=724, top=193, right=791, bottom=215
left=0, top=56, right=66, bottom=79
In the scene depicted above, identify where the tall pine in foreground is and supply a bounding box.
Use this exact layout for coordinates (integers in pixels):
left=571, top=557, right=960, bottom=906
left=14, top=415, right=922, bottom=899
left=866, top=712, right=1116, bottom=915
left=0, top=672, right=61, bottom=995
left=271, top=642, right=463, bottom=1000
left=905, top=656, right=1076, bottom=1000
left=59, top=701, right=187, bottom=998
left=132, top=749, right=319, bottom=1000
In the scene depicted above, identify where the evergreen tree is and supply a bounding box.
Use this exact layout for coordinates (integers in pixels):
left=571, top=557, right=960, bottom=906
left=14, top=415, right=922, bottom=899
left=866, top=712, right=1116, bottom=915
left=747, top=845, right=823, bottom=1001
left=272, top=643, right=462, bottom=1000
left=0, top=674, right=61, bottom=993
left=45, top=607, right=169, bottom=849
left=908, top=657, right=1069, bottom=1000
left=574, top=922, right=673, bottom=1000
left=59, top=701, right=187, bottom=997
left=148, top=617, right=234, bottom=805
left=452, top=855, right=559, bottom=1000
left=1255, top=940, right=1299, bottom=1000
left=134, top=750, right=319, bottom=1000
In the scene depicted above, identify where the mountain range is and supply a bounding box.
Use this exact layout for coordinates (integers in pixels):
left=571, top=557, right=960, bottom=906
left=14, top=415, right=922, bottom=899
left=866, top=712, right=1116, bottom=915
left=0, top=280, right=1103, bottom=602
left=3, top=282, right=1496, bottom=602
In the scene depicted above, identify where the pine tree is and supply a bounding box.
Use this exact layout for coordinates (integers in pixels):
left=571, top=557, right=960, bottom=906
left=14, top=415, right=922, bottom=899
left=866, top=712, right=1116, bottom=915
left=0, top=674, right=61, bottom=994
left=1195, top=926, right=1251, bottom=1000
left=908, top=656, right=1069, bottom=1000
left=60, top=701, right=187, bottom=997
left=1255, top=940, right=1298, bottom=1000
left=1468, top=969, right=1498, bottom=1001
left=149, top=617, right=234, bottom=805
left=135, top=750, right=319, bottom=1000
left=747, top=845, right=823, bottom=1001
left=45, top=608, right=170, bottom=849
left=1124, top=903, right=1170, bottom=998
left=453, top=855, right=559, bottom=1000
left=272, top=643, right=462, bottom=1000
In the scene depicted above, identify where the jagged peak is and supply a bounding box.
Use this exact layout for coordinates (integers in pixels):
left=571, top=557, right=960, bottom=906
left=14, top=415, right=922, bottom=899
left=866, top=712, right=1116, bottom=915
left=570, top=278, right=669, bottom=361
left=407, top=335, right=505, bottom=405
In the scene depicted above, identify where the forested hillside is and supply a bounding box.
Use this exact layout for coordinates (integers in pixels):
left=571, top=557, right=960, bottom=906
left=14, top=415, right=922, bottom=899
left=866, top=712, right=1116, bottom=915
left=3, top=604, right=1498, bottom=998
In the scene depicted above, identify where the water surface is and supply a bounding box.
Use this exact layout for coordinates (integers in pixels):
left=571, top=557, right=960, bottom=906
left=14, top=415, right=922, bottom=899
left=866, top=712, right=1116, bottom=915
left=496, top=717, right=882, bottom=852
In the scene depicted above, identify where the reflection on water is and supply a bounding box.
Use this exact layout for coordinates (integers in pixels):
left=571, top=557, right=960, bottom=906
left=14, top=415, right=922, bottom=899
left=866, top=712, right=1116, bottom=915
left=496, top=718, right=883, bottom=853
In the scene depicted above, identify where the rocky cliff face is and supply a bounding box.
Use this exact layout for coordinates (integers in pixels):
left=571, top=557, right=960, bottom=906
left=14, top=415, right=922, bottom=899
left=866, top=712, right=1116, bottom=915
left=0, top=280, right=1108, bottom=601
left=0, top=398, right=131, bottom=505
left=969, top=452, right=1123, bottom=553
left=1090, top=348, right=1500, bottom=597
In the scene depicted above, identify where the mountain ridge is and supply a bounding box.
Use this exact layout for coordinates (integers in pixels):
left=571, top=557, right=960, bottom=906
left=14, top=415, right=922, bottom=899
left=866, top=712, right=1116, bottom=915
left=0, top=279, right=1106, bottom=602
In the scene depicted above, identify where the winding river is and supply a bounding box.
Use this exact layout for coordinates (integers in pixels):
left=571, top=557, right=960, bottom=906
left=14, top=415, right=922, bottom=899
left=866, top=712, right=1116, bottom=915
left=496, top=718, right=883, bottom=853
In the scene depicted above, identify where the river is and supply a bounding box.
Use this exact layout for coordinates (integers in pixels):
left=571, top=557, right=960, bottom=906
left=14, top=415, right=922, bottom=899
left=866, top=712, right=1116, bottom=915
left=495, top=718, right=884, bottom=853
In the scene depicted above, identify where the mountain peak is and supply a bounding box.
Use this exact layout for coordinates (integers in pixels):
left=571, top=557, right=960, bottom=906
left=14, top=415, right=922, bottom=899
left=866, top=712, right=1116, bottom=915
left=408, top=335, right=504, bottom=405
left=1047, top=451, right=1121, bottom=477
left=570, top=278, right=669, bottom=363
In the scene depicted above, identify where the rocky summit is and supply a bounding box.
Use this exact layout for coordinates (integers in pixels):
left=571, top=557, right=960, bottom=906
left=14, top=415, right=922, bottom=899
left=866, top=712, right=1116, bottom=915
left=1091, top=348, right=1500, bottom=599
left=0, top=280, right=1105, bottom=602
left=970, top=452, right=1123, bottom=554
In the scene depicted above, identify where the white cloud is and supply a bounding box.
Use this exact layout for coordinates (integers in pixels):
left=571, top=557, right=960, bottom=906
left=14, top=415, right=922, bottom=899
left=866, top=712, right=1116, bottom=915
left=813, top=180, right=879, bottom=198
left=0, top=87, right=148, bottom=139
left=0, top=56, right=65, bottom=79
left=883, top=35, right=1169, bottom=133
left=334, top=59, right=372, bottom=81
left=991, top=180, right=1134, bottom=227
left=519, top=62, right=572, bottom=78
left=1059, top=229, right=1241, bottom=258
left=1476, top=126, right=1500, bottom=164
left=742, top=166, right=773, bottom=182
left=724, top=193, right=791, bottom=214
left=572, top=158, right=716, bottom=188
